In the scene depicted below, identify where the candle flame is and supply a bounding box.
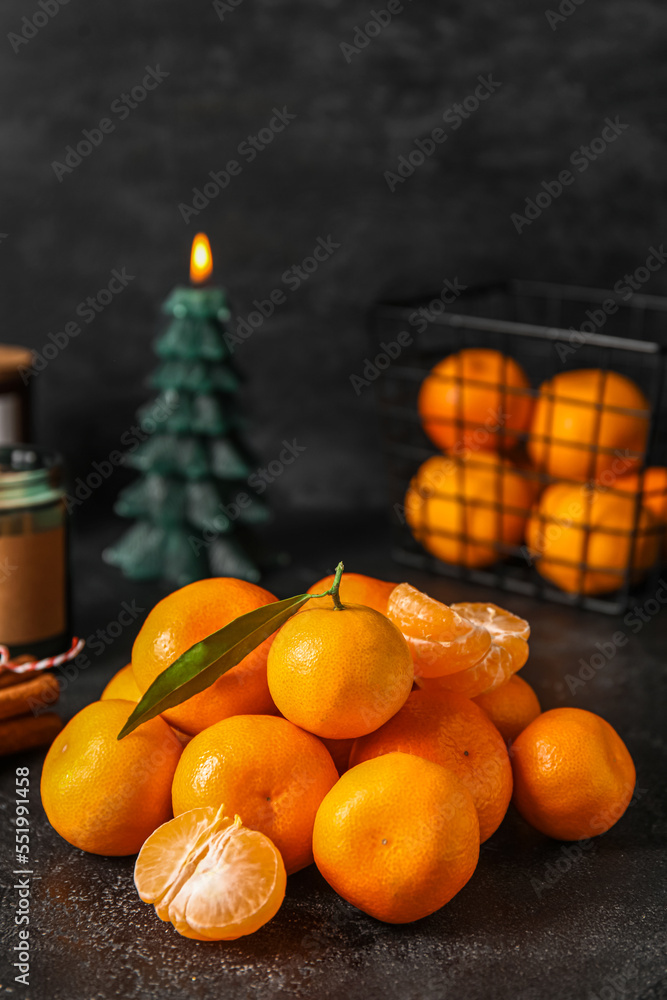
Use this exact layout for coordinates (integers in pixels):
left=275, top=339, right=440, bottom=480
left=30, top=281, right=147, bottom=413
left=190, top=233, right=213, bottom=284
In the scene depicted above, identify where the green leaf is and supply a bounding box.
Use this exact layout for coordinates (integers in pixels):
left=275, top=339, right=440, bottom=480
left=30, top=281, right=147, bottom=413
left=117, top=593, right=312, bottom=739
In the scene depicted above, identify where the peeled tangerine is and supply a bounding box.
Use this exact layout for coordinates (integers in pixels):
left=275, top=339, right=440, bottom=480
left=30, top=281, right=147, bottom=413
left=387, top=584, right=530, bottom=698
left=387, top=583, right=492, bottom=677
left=421, top=601, right=531, bottom=699
left=417, top=634, right=529, bottom=700
left=135, top=805, right=286, bottom=941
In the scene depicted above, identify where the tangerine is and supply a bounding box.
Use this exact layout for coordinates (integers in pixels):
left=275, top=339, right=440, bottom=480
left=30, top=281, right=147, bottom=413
left=132, top=578, right=279, bottom=735
left=528, top=369, right=649, bottom=482
left=319, top=736, right=355, bottom=776
left=349, top=689, right=512, bottom=842
left=101, top=663, right=141, bottom=702
left=472, top=674, right=541, bottom=744
left=526, top=481, right=659, bottom=594
left=41, top=699, right=182, bottom=856
left=267, top=596, right=413, bottom=740
left=511, top=708, right=636, bottom=840
left=171, top=714, right=338, bottom=874
left=405, top=452, right=533, bottom=567
left=616, top=466, right=667, bottom=525
left=418, top=348, right=533, bottom=453
left=313, top=752, right=480, bottom=923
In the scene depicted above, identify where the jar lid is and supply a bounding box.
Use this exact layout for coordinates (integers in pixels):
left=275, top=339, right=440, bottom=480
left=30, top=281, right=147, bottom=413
left=0, top=445, right=63, bottom=509
left=0, top=345, right=33, bottom=380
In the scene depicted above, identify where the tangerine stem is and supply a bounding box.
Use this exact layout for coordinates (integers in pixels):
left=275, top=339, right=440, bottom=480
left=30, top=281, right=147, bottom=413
left=328, top=561, right=345, bottom=610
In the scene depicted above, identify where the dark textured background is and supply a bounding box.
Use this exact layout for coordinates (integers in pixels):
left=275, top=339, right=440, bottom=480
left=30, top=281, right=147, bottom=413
left=3, top=0, right=667, bottom=525
left=1, top=11, right=666, bottom=997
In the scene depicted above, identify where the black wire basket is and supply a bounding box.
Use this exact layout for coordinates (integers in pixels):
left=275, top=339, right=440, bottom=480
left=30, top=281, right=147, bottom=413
left=370, top=280, right=667, bottom=615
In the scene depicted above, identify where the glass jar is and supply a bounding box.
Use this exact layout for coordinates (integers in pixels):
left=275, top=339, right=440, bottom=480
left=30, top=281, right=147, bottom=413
left=0, top=346, right=32, bottom=444
left=0, top=446, right=69, bottom=658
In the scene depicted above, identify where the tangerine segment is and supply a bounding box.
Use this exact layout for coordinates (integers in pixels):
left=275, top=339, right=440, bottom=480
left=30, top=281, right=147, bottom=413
left=416, top=635, right=529, bottom=700
left=451, top=602, right=530, bottom=641
left=313, top=752, right=480, bottom=923
left=135, top=806, right=286, bottom=941
left=307, top=573, right=396, bottom=614
left=388, top=583, right=482, bottom=643
left=387, top=583, right=491, bottom=677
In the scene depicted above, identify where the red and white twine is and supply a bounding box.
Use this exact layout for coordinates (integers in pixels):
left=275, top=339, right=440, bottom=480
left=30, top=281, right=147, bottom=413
left=0, top=636, right=85, bottom=675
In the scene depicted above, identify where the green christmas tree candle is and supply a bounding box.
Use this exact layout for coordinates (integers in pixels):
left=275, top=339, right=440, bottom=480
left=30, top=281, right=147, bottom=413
left=104, top=234, right=269, bottom=586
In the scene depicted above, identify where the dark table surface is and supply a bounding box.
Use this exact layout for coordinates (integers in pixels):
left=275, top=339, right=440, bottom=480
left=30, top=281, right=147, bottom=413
left=1, top=512, right=665, bottom=1000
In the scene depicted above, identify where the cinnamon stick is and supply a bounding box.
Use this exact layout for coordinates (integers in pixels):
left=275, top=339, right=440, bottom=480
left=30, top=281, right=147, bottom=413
left=0, top=671, right=33, bottom=690
left=0, top=656, right=37, bottom=690
left=0, top=673, right=60, bottom=720
left=0, top=712, right=63, bottom=755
